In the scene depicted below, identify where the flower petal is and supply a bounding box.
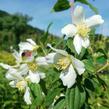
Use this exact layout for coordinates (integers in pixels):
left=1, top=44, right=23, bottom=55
left=18, top=64, right=29, bottom=76
left=60, top=64, right=77, bottom=88
left=19, top=42, right=34, bottom=51
left=39, top=72, right=46, bottom=79
left=12, top=50, right=22, bottom=64
left=61, top=24, right=77, bottom=37
left=27, top=39, right=36, bottom=46
left=45, top=52, right=56, bottom=64
left=73, top=58, right=85, bottom=75
left=6, top=68, right=23, bottom=80
left=85, top=15, right=104, bottom=27
left=81, top=37, right=90, bottom=48
left=9, top=81, right=16, bottom=88
left=47, top=44, right=68, bottom=56
left=29, top=71, right=40, bottom=83
left=36, top=57, right=48, bottom=66
left=0, top=63, right=11, bottom=69
left=24, top=87, right=31, bottom=105
left=73, top=5, right=85, bottom=24
left=73, top=35, right=82, bottom=54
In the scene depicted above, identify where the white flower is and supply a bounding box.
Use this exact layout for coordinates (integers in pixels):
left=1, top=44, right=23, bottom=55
left=26, top=61, right=46, bottom=84
left=47, top=44, right=85, bottom=88
left=18, top=39, right=39, bottom=62
left=19, top=39, right=39, bottom=52
left=0, top=63, right=32, bottom=105
left=61, top=5, right=104, bottom=54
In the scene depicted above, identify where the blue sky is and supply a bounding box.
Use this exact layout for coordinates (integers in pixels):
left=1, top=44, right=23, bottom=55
left=0, top=0, right=109, bottom=36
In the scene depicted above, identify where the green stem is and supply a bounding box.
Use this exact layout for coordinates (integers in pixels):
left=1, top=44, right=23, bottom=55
left=97, top=62, right=109, bottom=73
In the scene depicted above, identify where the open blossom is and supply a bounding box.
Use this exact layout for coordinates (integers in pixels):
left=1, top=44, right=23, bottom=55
left=61, top=5, right=104, bottom=54
left=18, top=39, right=39, bottom=62
left=0, top=38, right=46, bottom=104
left=46, top=44, right=85, bottom=88
left=0, top=63, right=31, bottom=105
left=0, top=61, right=46, bottom=104
left=12, top=39, right=39, bottom=65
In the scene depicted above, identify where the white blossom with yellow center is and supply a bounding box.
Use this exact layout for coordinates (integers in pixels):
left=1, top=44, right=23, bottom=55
left=46, top=44, right=85, bottom=88
left=56, top=56, right=71, bottom=70
left=61, top=5, right=104, bottom=54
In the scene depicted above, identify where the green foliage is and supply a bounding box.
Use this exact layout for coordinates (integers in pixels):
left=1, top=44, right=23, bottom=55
left=0, top=51, right=15, bottom=65
left=66, top=85, right=86, bottom=109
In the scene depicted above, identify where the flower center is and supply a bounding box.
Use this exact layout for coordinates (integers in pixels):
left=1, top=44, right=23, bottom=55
left=77, top=23, right=90, bottom=37
left=16, top=80, right=27, bottom=91
left=27, top=62, right=37, bottom=72
left=57, top=56, right=71, bottom=70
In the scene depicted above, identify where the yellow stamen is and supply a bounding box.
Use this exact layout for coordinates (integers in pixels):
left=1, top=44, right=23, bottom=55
left=77, top=23, right=90, bottom=38
left=16, top=80, right=26, bottom=91
left=57, top=56, right=71, bottom=70
left=27, top=62, right=37, bottom=72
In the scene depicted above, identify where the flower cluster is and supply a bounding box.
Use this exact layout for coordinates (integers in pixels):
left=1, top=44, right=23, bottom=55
left=0, top=39, right=46, bottom=104
left=0, top=5, right=104, bottom=105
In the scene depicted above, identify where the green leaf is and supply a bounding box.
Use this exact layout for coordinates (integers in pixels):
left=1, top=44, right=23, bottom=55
left=96, top=56, right=107, bottom=64
left=66, top=85, right=86, bottom=109
left=84, top=59, right=95, bottom=73
left=30, top=84, right=43, bottom=107
left=45, top=88, right=61, bottom=107
left=75, top=0, right=98, bottom=14
left=53, top=98, right=65, bottom=109
left=52, top=0, right=70, bottom=12
left=66, top=38, right=77, bottom=54
left=84, top=78, right=95, bottom=91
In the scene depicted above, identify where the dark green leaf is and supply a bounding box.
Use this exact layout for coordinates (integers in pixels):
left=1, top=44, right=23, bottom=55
left=84, top=78, right=95, bottom=91
left=84, top=59, right=95, bottom=73
left=66, top=85, right=86, bottom=109
left=52, top=0, right=70, bottom=12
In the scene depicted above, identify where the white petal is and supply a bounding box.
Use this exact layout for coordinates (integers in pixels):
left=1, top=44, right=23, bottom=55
left=0, top=63, right=11, bottom=69
left=81, top=37, right=90, bottom=48
left=12, top=50, right=22, bottom=63
left=36, top=57, right=48, bottom=66
left=73, top=58, right=85, bottom=75
left=60, top=64, right=77, bottom=88
left=61, top=24, right=77, bottom=37
left=73, top=5, right=85, bottom=24
left=73, top=35, right=82, bottom=54
left=9, top=81, right=16, bottom=88
left=39, top=72, right=46, bottom=79
left=27, top=39, right=36, bottom=46
left=45, top=52, right=56, bottom=64
left=18, top=64, right=29, bottom=76
left=6, top=68, right=23, bottom=80
left=24, top=87, right=31, bottom=105
left=29, top=71, right=40, bottom=83
left=85, top=15, right=104, bottom=27
left=47, top=44, right=68, bottom=56
left=19, top=42, right=34, bottom=51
